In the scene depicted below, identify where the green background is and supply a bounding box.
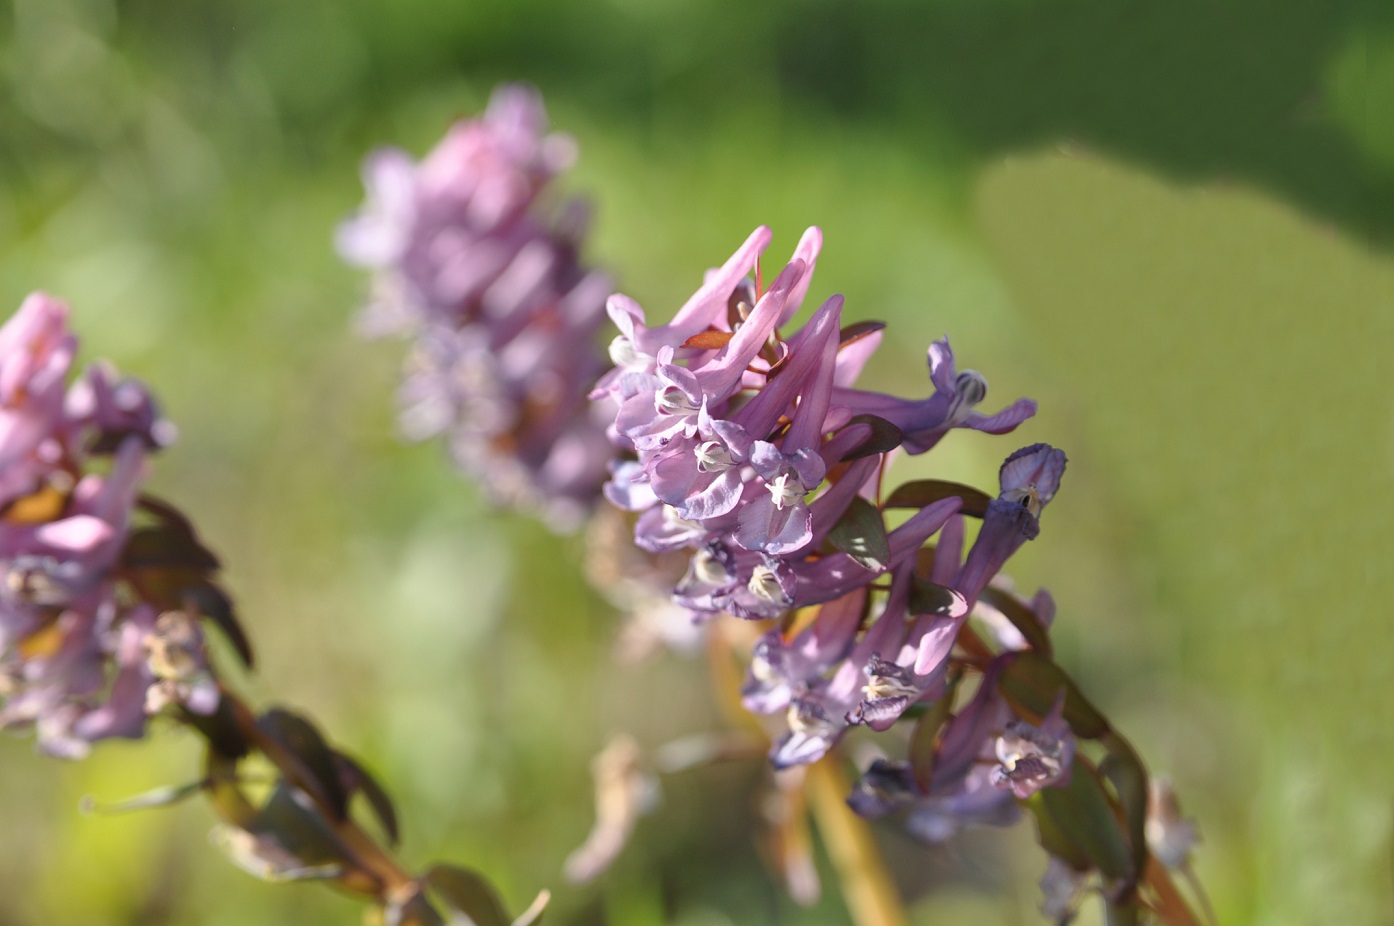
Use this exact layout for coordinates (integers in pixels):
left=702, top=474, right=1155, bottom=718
left=0, top=0, right=1390, bottom=922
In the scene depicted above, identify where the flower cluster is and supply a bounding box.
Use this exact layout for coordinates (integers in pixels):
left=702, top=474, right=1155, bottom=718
left=0, top=292, right=210, bottom=758
left=0, top=294, right=542, bottom=926
left=588, top=228, right=1212, bottom=917
left=593, top=225, right=1056, bottom=757
left=339, top=84, right=615, bottom=529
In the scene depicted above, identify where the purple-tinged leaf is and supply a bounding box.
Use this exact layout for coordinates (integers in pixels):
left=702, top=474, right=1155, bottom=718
left=334, top=751, right=401, bottom=846
left=255, top=709, right=349, bottom=820
left=838, top=321, right=886, bottom=347
left=826, top=497, right=890, bottom=571
left=424, top=864, right=511, bottom=926
left=978, top=586, right=1052, bottom=657
left=999, top=652, right=1110, bottom=739
left=882, top=480, right=992, bottom=517
left=187, top=581, right=254, bottom=668
left=383, top=890, right=447, bottom=926
left=840, top=414, right=903, bottom=461
left=120, top=526, right=220, bottom=572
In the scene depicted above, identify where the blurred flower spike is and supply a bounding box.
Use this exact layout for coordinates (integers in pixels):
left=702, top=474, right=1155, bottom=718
left=340, top=83, right=615, bottom=530
left=0, top=294, right=541, bottom=925
left=0, top=292, right=190, bottom=758
left=593, top=230, right=1210, bottom=923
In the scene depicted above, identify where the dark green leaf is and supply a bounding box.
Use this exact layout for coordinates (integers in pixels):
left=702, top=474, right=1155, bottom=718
left=255, top=709, right=349, bottom=820
left=1038, top=761, right=1134, bottom=882
left=425, top=864, right=511, bottom=926
left=1024, top=798, right=1092, bottom=870
left=999, top=652, right=1111, bottom=739
left=841, top=414, right=903, bottom=460
left=827, top=497, right=890, bottom=570
left=882, top=480, right=992, bottom=517
left=334, top=751, right=401, bottom=846
left=908, top=578, right=968, bottom=618
left=978, top=586, right=1052, bottom=657
left=187, top=581, right=254, bottom=668
left=1100, top=732, right=1150, bottom=878
left=908, top=669, right=960, bottom=792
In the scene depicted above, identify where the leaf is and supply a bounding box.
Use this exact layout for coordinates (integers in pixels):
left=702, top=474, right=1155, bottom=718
left=838, top=320, right=886, bottom=347
left=1037, top=760, right=1134, bottom=882
left=680, top=330, right=734, bottom=350
left=826, top=497, right=890, bottom=571
left=1100, top=732, right=1150, bottom=879
left=211, top=784, right=354, bottom=884
left=383, top=890, right=447, bottom=926
left=334, top=751, right=401, bottom=846
left=977, top=586, right=1052, bottom=657
left=255, top=709, right=349, bottom=820
left=882, top=480, right=992, bottom=517
left=80, top=779, right=208, bottom=815
left=1024, top=798, right=1092, bottom=870
left=187, top=581, right=254, bottom=668
left=121, top=525, right=220, bottom=572
left=424, top=864, right=511, bottom=926
left=998, top=652, right=1111, bottom=739
left=840, top=415, right=903, bottom=461
left=908, top=578, right=967, bottom=618
left=908, top=671, right=959, bottom=792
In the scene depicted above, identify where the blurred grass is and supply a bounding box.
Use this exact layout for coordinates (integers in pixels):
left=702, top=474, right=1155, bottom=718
left=0, top=0, right=1391, bottom=923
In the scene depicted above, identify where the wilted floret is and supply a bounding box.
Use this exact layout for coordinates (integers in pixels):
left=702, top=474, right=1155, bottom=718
left=340, top=84, right=615, bottom=529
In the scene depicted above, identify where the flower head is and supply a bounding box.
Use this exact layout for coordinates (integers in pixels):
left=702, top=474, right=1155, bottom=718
left=340, top=84, right=615, bottom=529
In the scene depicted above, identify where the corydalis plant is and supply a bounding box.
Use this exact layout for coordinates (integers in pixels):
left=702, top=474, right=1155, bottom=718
left=0, top=295, right=541, bottom=926
left=593, top=229, right=1209, bottom=923
left=339, top=83, right=614, bottom=530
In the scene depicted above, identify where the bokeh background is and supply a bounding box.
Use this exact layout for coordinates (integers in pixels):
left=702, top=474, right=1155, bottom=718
left=1, top=0, right=1391, bottom=923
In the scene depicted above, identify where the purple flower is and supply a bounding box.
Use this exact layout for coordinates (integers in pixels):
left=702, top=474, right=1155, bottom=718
left=340, top=84, right=615, bottom=530
left=0, top=293, right=197, bottom=758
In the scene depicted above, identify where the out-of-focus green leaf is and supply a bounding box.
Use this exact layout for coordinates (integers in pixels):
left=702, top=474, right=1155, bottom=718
left=827, top=497, right=890, bottom=570
left=1100, top=731, right=1151, bottom=877
left=978, top=586, right=1052, bottom=657
left=1038, top=760, right=1134, bottom=883
left=80, top=779, right=208, bottom=815
left=999, top=652, right=1110, bottom=738
left=334, top=751, right=401, bottom=846
left=424, top=864, right=511, bottom=926
left=256, top=709, right=349, bottom=820
left=1025, top=797, right=1092, bottom=870
left=882, top=480, right=992, bottom=517
left=841, top=414, right=904, bottom=461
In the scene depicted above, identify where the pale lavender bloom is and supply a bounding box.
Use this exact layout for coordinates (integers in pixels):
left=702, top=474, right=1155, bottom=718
left=1146, top=777, right=1200, bottom=869
left=340, top=84, right=614, bottom=529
